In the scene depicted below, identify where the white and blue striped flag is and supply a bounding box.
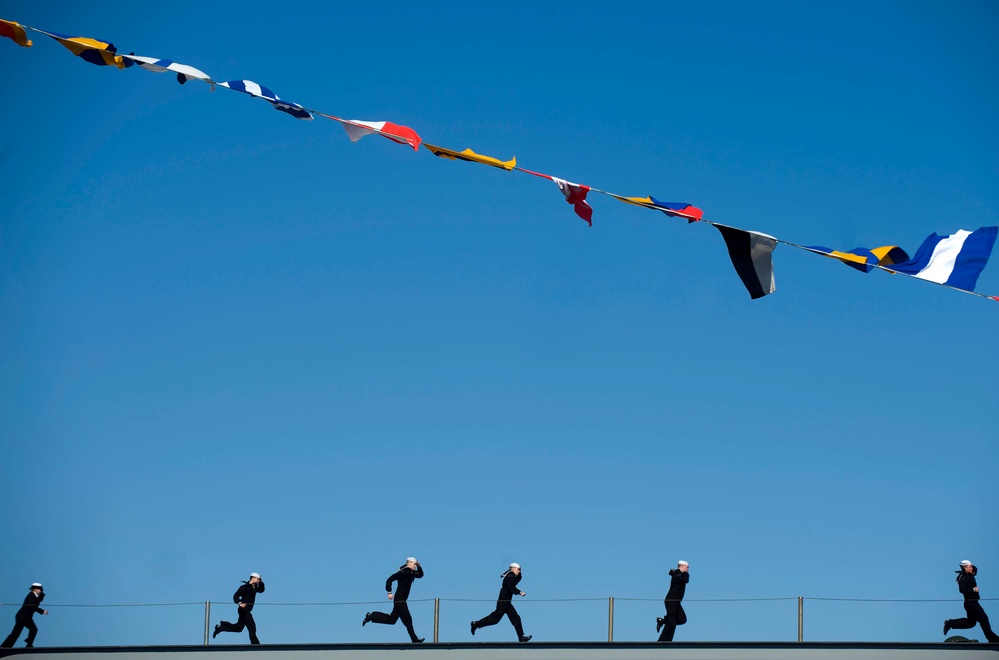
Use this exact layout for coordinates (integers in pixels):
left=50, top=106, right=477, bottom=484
left=219, top=79, right=313, bottom=120
left=123, top=54, right=212, bottom=85
left=886, top=227, right=997, bottom=292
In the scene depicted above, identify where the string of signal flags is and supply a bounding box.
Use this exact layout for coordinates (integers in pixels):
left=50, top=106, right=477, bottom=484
left=3, top=17, right=998, bottom=303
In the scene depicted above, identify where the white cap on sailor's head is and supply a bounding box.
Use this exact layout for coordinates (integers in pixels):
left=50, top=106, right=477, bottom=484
left=678, top=560, right=689, bottom=566
left=30, top=583, right=43, bottom=590
left=407, top=557, right=418, bottom=563
left=510, top=563, right=521, bottom=569
left=250, top=572, right=261, bottom=578
left=960, top=560, right=973, bottom=567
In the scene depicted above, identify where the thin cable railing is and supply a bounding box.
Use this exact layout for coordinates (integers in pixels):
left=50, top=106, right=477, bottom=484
left=17, top=595, right=986, bottom=607
left=0, top=602, right=203, bottom=608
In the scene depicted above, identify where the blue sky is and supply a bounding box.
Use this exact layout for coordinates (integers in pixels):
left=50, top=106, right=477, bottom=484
left=1, top=0, right=997, bottom=648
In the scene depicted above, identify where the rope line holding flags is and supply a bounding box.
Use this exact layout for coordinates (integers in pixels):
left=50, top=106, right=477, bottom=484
left=3, top=17, right=997, bottom=303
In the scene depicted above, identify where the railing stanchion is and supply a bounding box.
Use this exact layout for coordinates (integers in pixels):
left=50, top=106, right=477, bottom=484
left=798, top=596, right=803, bottom=642
left=434, top=598, right=440, bottom=643
left=204, top=601, right=211, bottom=646
left=608, top=597, right=614, bottom=642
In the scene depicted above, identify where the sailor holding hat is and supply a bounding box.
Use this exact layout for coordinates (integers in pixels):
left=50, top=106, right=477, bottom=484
left=363, top=557, right=425, bottom=643
left=1, top=583, right=48, bottom=648
left=657, top=560, right=689, bottom=642
left=944, top=560, right=999, bottom=643
left=471, top=563, right=531, bottom=642
left=213, top=572, right=266, bottom=644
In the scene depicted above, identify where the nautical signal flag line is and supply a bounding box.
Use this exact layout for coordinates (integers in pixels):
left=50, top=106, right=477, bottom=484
left=3, top=18, right=997, bottom=303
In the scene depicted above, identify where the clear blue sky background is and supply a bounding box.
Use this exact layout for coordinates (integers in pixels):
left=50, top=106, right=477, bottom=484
left=1, top=0, right=997, bottom=648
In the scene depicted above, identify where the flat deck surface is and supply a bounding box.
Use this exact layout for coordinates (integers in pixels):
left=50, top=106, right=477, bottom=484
left=2, top=641, right=998, bottom=659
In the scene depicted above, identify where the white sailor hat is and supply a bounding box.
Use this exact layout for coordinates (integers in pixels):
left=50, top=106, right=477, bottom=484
left=510, top=563, right=521, bottom=569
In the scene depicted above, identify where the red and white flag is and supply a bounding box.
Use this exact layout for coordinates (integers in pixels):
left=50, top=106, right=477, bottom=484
left=553, top=177, right=593, bottom=225
left=340, top=119, right=422, bottom=151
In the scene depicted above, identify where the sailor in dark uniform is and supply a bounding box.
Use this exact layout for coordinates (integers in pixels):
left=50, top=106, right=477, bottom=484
left=363, top=557, right=425, bottom=643
left=944, top=560, right=999, bottom=643
left=471, top=563, right=531, bottom=642
left=657, top=560, right=689, bottom=642
left=1, top=583, right=48, bottom=648
left=213, top=572, right=265, bottom=644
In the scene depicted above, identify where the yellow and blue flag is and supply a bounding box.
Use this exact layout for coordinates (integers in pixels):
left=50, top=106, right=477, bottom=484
left=805, top=244, right=909, bottom=273
left=37, top=28, right=130, bottom=69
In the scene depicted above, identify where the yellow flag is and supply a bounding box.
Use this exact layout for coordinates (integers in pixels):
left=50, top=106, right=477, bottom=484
left=423, top=143, right=516, bottom=171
